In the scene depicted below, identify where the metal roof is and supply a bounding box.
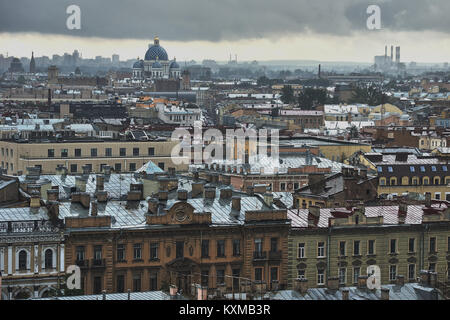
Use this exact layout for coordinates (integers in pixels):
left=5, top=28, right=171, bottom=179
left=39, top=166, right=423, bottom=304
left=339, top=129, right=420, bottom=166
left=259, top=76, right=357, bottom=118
left=36, top=290, right=184, bottom=300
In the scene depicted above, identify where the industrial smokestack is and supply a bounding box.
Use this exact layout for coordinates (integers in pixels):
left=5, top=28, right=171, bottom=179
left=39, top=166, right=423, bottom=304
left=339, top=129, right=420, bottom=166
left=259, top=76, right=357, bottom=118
left=396, top=46, right=400, bottom=64
left=318, top=64, right=321, bottom=79
left=391, top=46, right=393, bottom=62
left=385, top=45, right=387, bottom=58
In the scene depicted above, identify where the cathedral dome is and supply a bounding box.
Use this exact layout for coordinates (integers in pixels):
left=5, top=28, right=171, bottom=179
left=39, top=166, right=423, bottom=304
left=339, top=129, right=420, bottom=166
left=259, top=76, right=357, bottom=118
left=170, top=60, right=180, bottom=69
left=145, top=36, right=168, bottom=61
left=133, top=59, right=144, bottom=69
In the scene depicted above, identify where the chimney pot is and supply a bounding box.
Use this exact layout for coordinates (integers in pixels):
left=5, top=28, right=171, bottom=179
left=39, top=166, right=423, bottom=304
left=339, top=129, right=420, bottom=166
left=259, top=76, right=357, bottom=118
left=232, top=196, right=241, bottom=212
left=396, top=275, right=405, bottom=286
left=177, top=189, right=188, bottom=201
left=294, top=278, right=309, bottom=295
left=341, top=288, right=349, bottom=300
left=380, top=287, right=390, bottom=300
left=91, top=200, right=98, bottom=216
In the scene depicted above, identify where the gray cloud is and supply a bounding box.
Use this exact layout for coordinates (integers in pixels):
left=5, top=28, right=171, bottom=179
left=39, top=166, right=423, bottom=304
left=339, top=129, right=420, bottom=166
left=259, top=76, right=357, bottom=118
left=0, top=0, right=449, bottom=42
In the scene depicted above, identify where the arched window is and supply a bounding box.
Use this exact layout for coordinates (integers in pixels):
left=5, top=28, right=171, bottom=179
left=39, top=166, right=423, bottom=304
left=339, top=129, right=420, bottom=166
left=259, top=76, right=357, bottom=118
left=45, top=249, right=53, bottom=269
left=18, top=250, right=27, bottom=271
left=433, top=177, right=441, bottom=185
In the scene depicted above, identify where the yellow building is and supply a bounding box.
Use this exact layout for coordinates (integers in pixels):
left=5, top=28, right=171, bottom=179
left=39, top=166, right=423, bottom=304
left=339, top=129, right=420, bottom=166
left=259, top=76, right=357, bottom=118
left=288, top=200, right=450, bottom=290
left=0, top=139, right=188, bottom=175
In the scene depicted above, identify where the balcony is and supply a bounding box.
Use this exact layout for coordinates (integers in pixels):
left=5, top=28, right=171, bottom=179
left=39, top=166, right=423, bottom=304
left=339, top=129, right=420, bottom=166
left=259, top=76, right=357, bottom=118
left=253, top=251, right=267, bottom=260
left=269, top=250, right=282, bottom=260
left=91, top=259, right=106, bottom=268
left=75, top=259, right=89, bottom=268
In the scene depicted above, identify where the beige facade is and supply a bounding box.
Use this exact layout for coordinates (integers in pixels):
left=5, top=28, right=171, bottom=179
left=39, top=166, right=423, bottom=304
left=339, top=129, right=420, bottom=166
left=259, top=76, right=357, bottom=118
left=0, top=140, right=188, bottom=175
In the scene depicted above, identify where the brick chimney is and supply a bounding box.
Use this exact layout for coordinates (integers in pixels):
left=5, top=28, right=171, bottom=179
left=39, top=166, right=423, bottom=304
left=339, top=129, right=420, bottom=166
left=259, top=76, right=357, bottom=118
left=425, top=192, right=432, bottom=207
left=380, top=287, right=390, bottom=300
left=168, top=167, right=176, bottom=176
left=191, top=182, right=204, bottom=198
left=47, top=201, right=60, bottom=220
left=96, top=190, right=108, bottom=202
left=327, top=277, right=339, bottom=291
left=232, top=196, right=241, bottom=211
left=91, top=200, right=98, bottom=216
left=96, top=174, right=105, bottom=192
left=220, top=187, right=232, bottom=199
left=357, top=275, right=368, bottom=289
left=263, top=193, right=273, bottom=207
left=294, top=278, right=308, bottom=295
left=204, top=185, right=216, bottom=199
left=147, top=198, right=158, bottom=215
left=75, top=176, right=88, bottom=192
left=158, top=190, right=168, bottom=202
left=30, top=190, right=41, bottom=208
left=341, top=288, right=349, bottom=300
left=193, top=170, right=199, bottom=181
left=246, top=185, right=254, bottom=196
left=177, top=189, right=188, bottom=201
left=396, top=275, right=405, bottom=286
left=221, top=175, right=231, bottom=186
left=47, top=189, right=59, bottom=202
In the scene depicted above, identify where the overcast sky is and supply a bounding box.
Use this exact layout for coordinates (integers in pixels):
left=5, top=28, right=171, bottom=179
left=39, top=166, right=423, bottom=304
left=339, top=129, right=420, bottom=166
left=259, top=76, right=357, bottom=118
left=0, top=0, right=449, bottom=63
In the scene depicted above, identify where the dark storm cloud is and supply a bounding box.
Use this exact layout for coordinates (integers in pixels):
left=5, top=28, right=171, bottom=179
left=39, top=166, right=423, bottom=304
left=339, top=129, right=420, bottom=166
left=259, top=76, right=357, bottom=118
left=0, top=0, right=449, bottom=41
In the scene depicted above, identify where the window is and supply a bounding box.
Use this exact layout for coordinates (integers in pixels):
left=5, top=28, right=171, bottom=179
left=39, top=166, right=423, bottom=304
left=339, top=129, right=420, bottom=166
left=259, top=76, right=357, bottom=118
left=429, top=263, right=436, bottom=272
left=389, top=265, right=397, bottom=281
left=255, top=238, right=263, bottom=254
left=44, top=249, right=53, bottom=269
left=176, top=241, right=184, bottom=259
left=232, top=239, right=240, bottom=257
left=18, top=250, right=27, bottom=271
left=280, top=183, right=286, bottom=191
left=298, top=243, right=305, bottom=258
left=120, top=148, right=126, bottom=157
left=408, top=264, right=415, bottom=281
left=94, top=245, right=102, bottom=260
left=93, top=277, right=102, bottom=294
left=117, top=244, right=125, bottom=262
left=353, top=241, right=360, bottom=256
left=339, top=268, right=346, bottom=285
left=420, top=166, right=425, bottom=172
left=217, top=240, right=225, bottom=257
left=270, top=267, right=278, bottom=282
left=388, top=166, right=393, bottom=172
left=429, top=237, right=436, bottom=253
left=133, top=148, right=139, bottom=156
left=368, top=240, right=375, bottom=255
left=133, top=243, right=142, bottom=260
left=431, top=166, right=437, bottom=172
left=255, top=268, right=263, bottom=282
left=410, top=166, right=415, bottom=172
left=150, top=272, right=158, bottom=291
left=48, top=149, right=54, bottom=158
left=443, top=166, right=448, bottom=172
left=353, top=267, right=360, bottom=284
left=201, top=270, right=209, bottom=287
left=158, top=162, right=165, bottom=170
left=133, top=274, right=141, bottom=292
left=105, top=148, right=112, bottom=157
left=270, top=238, right=278, bottom=252
left=423, top=177, right=430, bottom=185
left=294, top=182, right=299, bottom=190
left=148, top=147, right=155, bottom=156
left=61, top=149, right=68, bottom=158
left=201, top=240, right=209, bottom=258
left=91, top=148, right=97, bottom=157
left=297, top=269, right=306, bottom=279
left=114, top=163, right=122, bottom=172
left=117, top=275, right=125, bottom=293
left=409, top=238, right=415, bottom=253
left=317, top=242, right=325, bottom=258
left=76, top=246, right=85, bottom=261
left=339, top=241, right=346, bottom=256
left=390, top=239, right=397, bottom=254
left=150, top=242, right=159, bottom=260
left=317, top=269, right=325, bottom=285
left=129, top=163, right=136, bottom=171
left=216, top=269, right=225, bottom=285
left=70, top=164, right=77, bottom=173
left=377, top=167, right=382, bottom=173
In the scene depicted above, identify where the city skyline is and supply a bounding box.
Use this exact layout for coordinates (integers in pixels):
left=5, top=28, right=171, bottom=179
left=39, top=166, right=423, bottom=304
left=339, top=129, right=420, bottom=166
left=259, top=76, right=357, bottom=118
left=1, top=0, right=450, bottom=63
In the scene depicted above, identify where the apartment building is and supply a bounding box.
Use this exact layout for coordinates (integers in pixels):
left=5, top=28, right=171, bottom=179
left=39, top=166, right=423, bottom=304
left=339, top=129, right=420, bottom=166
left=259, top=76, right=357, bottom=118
left=0, top=138, right=188, bottom=175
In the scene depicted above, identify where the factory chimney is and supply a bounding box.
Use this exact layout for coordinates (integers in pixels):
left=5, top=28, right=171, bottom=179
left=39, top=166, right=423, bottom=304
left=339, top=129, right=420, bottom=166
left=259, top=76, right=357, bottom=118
left=391, top=46, right=394, bottom=62
left=396, top=46, right=400, bottom=64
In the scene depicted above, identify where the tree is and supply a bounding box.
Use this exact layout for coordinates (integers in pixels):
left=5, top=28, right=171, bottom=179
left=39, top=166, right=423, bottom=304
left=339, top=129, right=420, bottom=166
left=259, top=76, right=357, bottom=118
left=349, top=85, right=386, bottom=105
left=349, top=125, right=359, bottom=139
left=297, top=88, right=327, bottom=110
left=280, top=85, right=295, bottom=104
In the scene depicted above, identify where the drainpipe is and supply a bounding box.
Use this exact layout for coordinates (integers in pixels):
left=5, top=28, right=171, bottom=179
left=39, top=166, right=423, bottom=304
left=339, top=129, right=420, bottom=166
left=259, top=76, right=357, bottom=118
left=327, top=228, right=331, bottom=279
left=420, top=224, right=428, bottom=271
